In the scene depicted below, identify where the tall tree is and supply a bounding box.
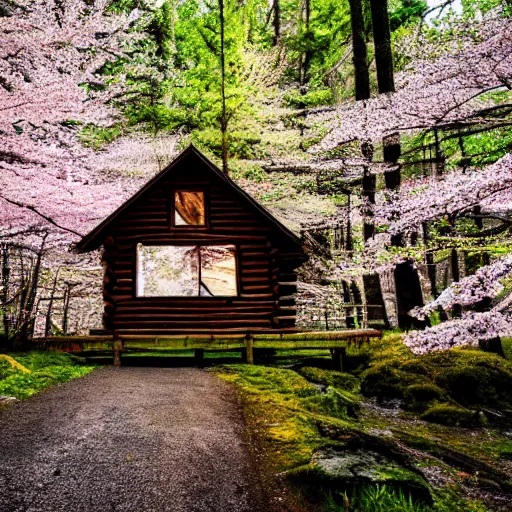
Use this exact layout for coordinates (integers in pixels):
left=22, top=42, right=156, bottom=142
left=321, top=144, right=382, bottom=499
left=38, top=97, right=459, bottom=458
left=369, top=0, right=395, bottom=93
left=272, top=0, right=280, bottom=46
left=348, top=0, right=370, bottom=100
left=219, top=0, right=229, bottom=174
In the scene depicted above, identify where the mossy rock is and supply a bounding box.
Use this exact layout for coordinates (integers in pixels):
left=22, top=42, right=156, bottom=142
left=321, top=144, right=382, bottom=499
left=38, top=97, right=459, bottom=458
left=400, top=360, right=432, bottom=376
left=432, top=351, right=512, bottom=408
left=304, top=448, right=432, bottom=504
left=361, top=361, right=427, bottom=401
left=297, top=366, right=360, bottom=392
left=403, top=383, right=446, bottom=412
left=302, top=386, right=360, bottom=419
left=420, top=404, right=478, bottom=427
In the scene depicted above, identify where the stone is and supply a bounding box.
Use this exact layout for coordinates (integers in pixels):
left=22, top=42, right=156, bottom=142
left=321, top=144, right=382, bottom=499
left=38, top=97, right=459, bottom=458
left=311, top=447, right=432, bottom=502
left=0, top=396, right=18, bottom=406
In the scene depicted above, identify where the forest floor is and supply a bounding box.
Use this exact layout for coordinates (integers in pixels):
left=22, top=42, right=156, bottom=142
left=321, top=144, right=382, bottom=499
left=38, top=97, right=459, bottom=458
left=213, top=335, right=512, bottom=512
left=0, top=367, right=270, bottom=512
left=1, top=338, right=511, bottom=512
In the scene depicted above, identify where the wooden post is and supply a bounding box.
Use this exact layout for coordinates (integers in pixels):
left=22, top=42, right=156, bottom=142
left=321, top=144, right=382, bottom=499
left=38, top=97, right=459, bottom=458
left=331, top=347, right=347, bottom=372
left=195, top=349, right=205, bottom=367
left=113, top=333, right=123, bottom=367
left=244, top=334, right=254, bottom=365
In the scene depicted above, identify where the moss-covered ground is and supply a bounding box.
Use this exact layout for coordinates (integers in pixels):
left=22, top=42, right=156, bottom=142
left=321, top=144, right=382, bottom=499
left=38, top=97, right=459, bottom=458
left=212, top=334, right=512, bottom=512
left=0, top=351, right=95, bottom=400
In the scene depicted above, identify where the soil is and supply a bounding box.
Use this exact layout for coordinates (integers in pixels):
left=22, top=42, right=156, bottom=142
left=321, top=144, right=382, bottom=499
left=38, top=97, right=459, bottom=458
left=0, top=367, right=269, bottom=512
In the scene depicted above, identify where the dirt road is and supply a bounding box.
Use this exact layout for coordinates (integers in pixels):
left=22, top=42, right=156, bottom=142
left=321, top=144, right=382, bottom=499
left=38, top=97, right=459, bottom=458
left=0, top=367, right=268, bottom=512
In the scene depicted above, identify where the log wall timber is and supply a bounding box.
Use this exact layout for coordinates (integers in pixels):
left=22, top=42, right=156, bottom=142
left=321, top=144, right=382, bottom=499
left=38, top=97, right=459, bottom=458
left=91, top=147, right=306, bottom=335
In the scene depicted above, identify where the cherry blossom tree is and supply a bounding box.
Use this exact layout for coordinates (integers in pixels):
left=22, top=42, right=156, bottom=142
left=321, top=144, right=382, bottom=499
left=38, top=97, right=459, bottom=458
left=0, top=0, right=142, bottom=246
left=302, top=9, right=512, bottom=351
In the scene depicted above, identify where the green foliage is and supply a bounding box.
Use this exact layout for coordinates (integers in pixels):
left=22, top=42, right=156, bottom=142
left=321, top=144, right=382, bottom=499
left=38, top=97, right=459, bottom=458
left=443, top=124, right=512, bottom=168
left=327, top=484, right=436, bottom=511
left=191, top=127, right=262, bottom=160
left=389, top=0, right=427, bottom=31
left=0, top=352, right=94, bottom=399
left=80, top=125, right=124, bottom=150
left=284, top=88, right=334, bottom=108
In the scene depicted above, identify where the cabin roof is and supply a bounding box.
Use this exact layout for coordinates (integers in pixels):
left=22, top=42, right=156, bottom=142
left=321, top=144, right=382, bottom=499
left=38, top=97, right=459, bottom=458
left=75, top=145, right=305, bottom=254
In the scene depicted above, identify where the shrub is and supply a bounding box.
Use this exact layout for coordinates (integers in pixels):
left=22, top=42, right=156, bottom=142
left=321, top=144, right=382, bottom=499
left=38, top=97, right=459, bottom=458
left=284, top=88, right=334, bottom=108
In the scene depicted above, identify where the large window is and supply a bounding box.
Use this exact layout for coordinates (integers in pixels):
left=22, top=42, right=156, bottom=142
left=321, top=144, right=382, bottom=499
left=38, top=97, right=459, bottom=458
left=136, top=244, right=237, bottom=297
left=173, top=191, right=205, bottom=226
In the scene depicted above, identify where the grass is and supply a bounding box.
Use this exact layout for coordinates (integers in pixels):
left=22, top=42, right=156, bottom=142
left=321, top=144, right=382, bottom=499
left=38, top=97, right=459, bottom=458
left=212, top=332, right=509, bottom=512
left=324, top=484, right=437, bottom=511
left=0, top=351, right=95, bottom=400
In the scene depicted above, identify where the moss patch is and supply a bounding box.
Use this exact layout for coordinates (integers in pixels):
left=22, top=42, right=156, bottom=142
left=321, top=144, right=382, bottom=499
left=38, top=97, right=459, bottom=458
left=420, top=404, right=478, bottom=427
left=359, top=336, right=512, bottom=414
left=297, top=366, right=360, bottom=392
left=213, top=352, right=494, bottom=512
left=0, top=351, right=95, bottom=400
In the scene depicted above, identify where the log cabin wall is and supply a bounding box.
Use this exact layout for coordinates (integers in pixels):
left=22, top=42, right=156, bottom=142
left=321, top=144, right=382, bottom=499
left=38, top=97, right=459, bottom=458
left=100, top=154, right=304, bottom=334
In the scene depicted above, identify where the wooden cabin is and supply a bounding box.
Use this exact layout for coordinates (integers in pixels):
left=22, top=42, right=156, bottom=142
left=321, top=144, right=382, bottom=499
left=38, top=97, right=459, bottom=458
left=76, top=145, right=308, bottom=335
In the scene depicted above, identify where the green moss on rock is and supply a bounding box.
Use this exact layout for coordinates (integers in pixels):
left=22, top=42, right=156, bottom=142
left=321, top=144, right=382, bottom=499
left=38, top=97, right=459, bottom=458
left=297, top=366, right=360, bottom=392
left=403, top=383, right=446, bottom=412
left=432, top=350, right=512, bottom=409
left=420, top=404, right=478, bottom=427
left=306, top=448, right=433, bottom=504
left=361, top=361, right=427, bottom=401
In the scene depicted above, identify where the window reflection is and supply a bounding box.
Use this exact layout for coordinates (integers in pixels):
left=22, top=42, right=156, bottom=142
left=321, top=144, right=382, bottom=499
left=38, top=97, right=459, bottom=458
left=136, top=244, right=198, bottom=297
left=200, top=246, right=237, bottom=296
left=174, top=191, right=205, bottom=226
left=136, top=244, right=237, bottom=297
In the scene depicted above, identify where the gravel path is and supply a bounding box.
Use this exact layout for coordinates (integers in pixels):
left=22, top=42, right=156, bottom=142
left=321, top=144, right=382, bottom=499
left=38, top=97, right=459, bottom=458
left=0, top=367, right=269, bottom=512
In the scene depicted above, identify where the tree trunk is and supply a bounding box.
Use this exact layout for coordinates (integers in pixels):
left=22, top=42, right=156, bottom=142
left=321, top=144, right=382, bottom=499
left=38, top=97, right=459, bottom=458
left=348, top=0, right=370, bottom=100
left=272, top=0, right=280, bottom=46
left=1, top=244, right=10, bottom=344
left=479, top=337, right=506, bottom=358
left=346, top=192, right=353, bottom=251
left=362, top=168, right=376, bottom=241
left=19, top=234, right=47, bottom=343
left=450, top=248, right=462, bottom=318
left=423, top=224, right=448, bottom=321
left=300, top=0, right=312, bottom=85
left=44, top=269, right=60, bottom=337
left=369, top=0, right=395, bottom=93
left=219, top=0, right=229, bottom=175
left=433, top=128, right=444, bottom=177
left=394, top=260, right=427, bottom=329
left=343, top=281, right=355, bottom=328
left=62, top=284, right=71, bottom=335
left=361, top=142, right=376, bottom=242
left=363, top=273, right=390, bottom=329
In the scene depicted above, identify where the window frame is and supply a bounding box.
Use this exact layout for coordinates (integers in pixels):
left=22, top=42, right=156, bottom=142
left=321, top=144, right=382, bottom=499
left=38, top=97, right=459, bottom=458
left=170, top=188, right=209, bottom=230
left=134, top=242, right=240, bottom=299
